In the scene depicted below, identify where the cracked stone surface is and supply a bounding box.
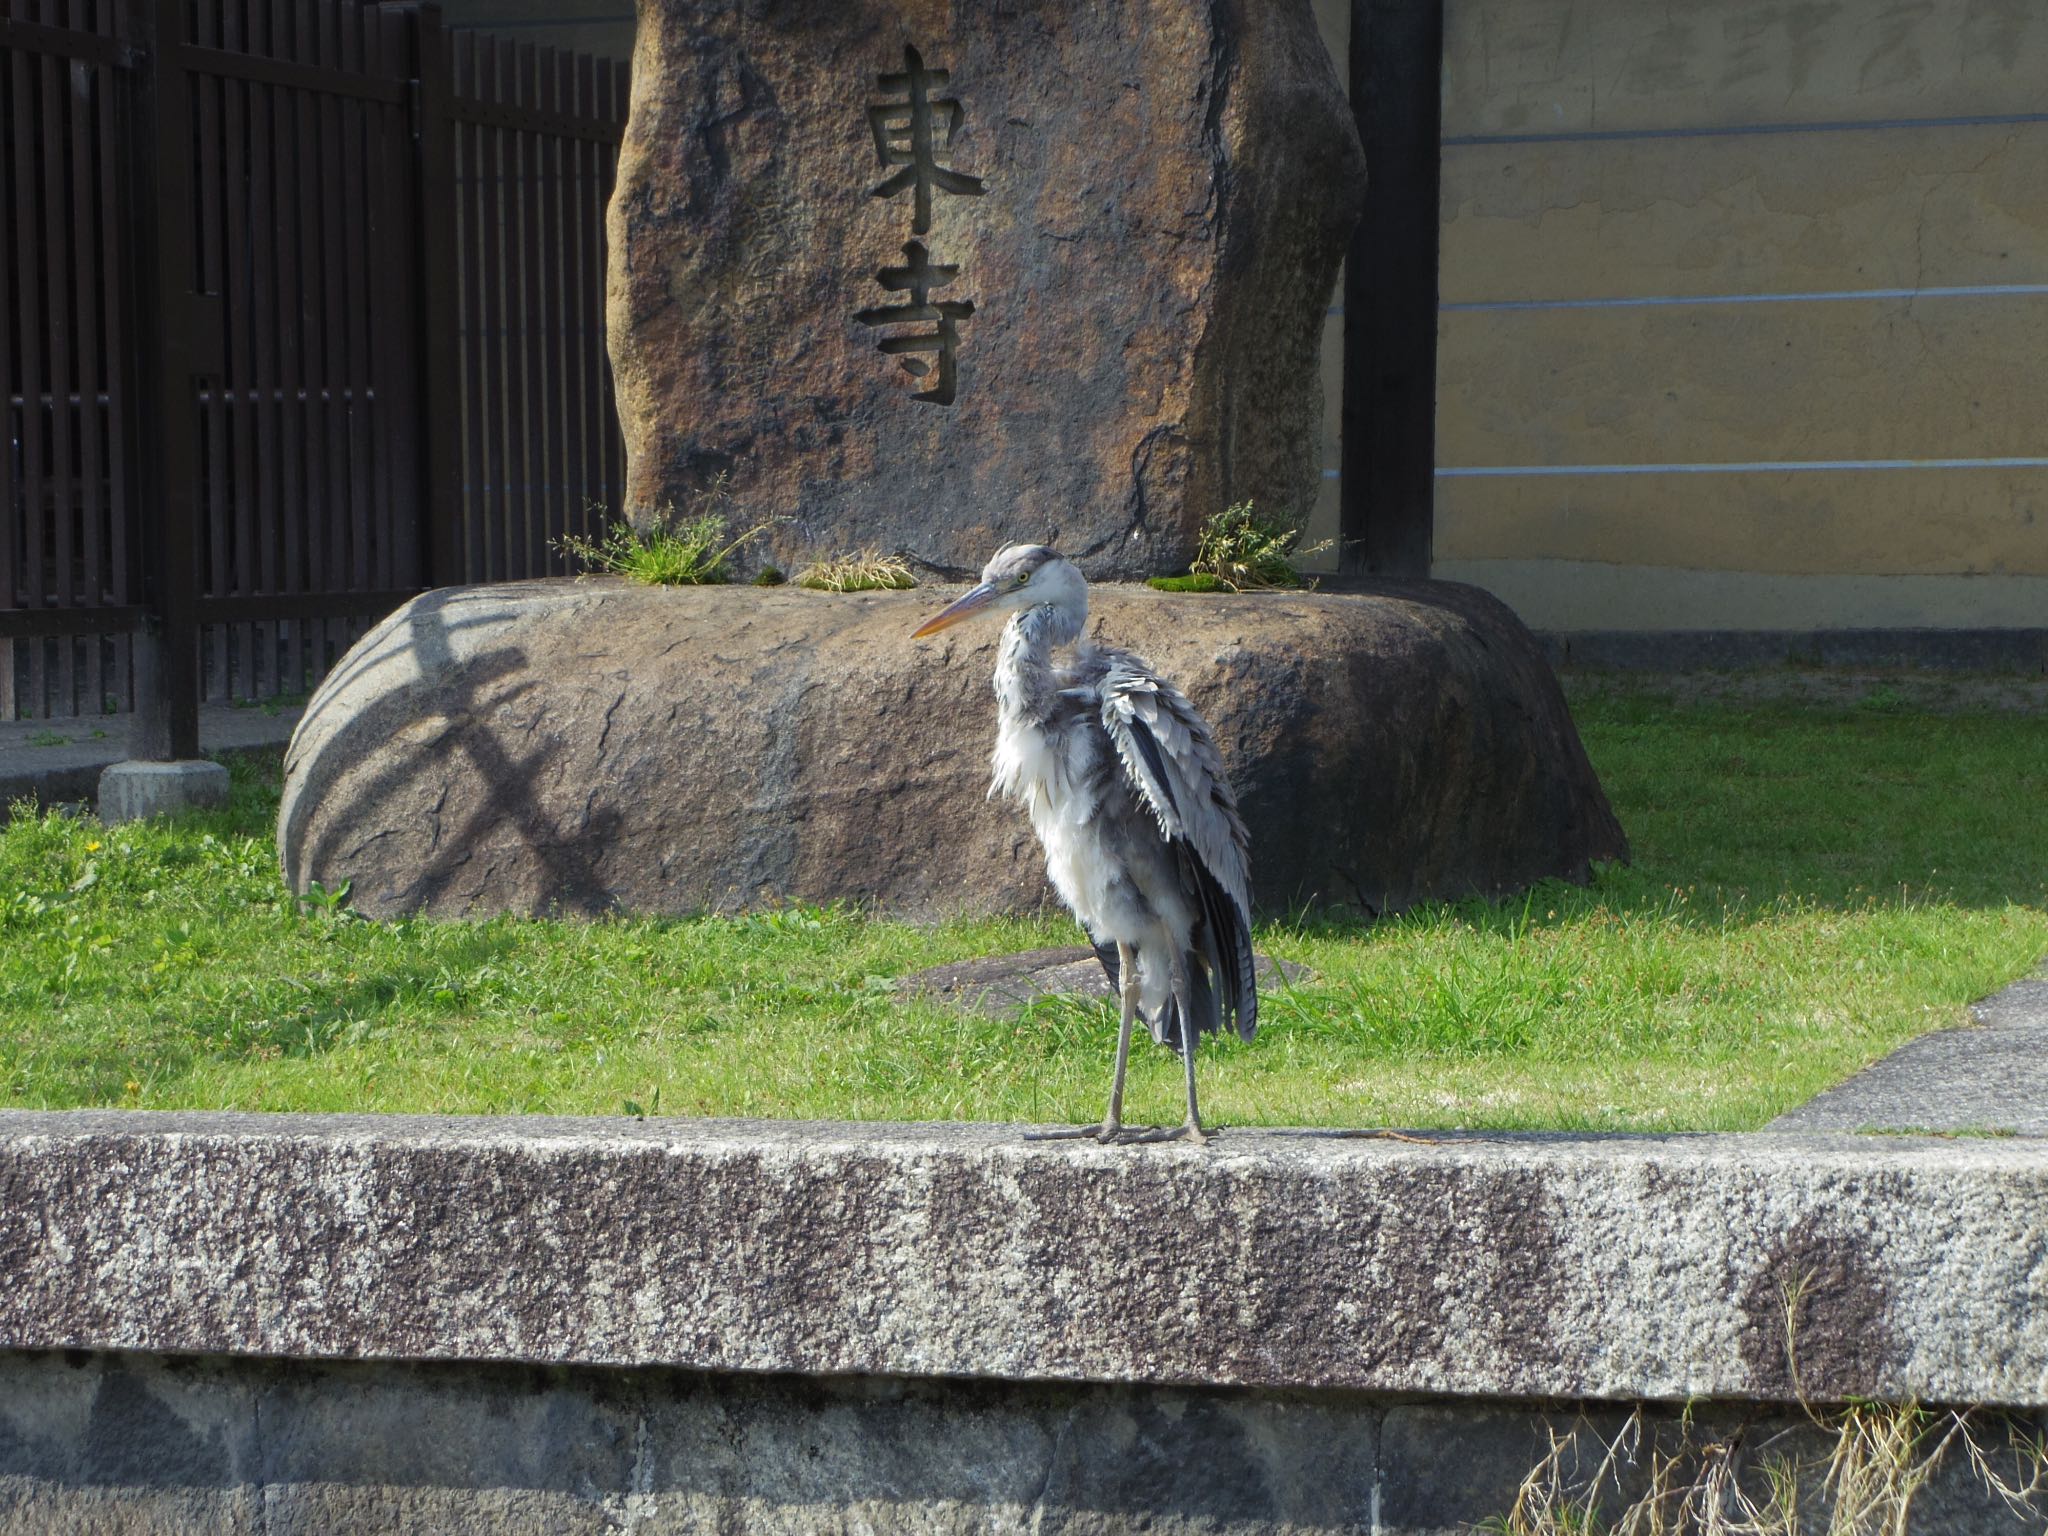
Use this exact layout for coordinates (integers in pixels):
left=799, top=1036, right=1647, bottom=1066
left=1770, top=973, right=2048, bottom=1135
left=4, top=1112, right=2048, bottom=1408
left=276, top=578, right=1625, bottom=919
left=607, top=0, right=1363, bottom=580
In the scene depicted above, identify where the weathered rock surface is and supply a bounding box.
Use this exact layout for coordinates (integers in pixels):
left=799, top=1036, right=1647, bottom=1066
left=4, top=1112, right=2048, bottom=1406
left=278, top=578, right=1626, bottom=920
left=607, top=0, right=1364, bottom=579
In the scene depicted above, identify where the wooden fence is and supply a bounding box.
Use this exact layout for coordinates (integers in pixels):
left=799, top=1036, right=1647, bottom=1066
left=0, top=0, right=626, bottom=738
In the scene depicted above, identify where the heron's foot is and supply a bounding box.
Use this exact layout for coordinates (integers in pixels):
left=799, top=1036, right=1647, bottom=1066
left=1125, top=1121, right=1210, bottom=1147
left=1024, top=1120, right=1125, bottom=1142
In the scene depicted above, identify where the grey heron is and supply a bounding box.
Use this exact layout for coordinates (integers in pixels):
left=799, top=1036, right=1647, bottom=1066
left=913, top=544, right=1256, bottom=1145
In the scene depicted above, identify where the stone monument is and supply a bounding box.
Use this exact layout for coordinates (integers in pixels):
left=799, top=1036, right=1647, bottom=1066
left=607, top=0, right=1365, bottom=578
left=279, top=0, right=1633, bottom=922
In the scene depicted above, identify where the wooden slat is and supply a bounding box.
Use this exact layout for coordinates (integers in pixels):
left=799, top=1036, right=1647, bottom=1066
left=13, top=32, right=49, bottom=714
left=0, top=15, right=128, bottom=68
left=543, top=45, right=570, bottom=568
left=561, top=49, right=589, bottom=546
left=448, top=94, right=622, bottom=144
left=196, top=0, right=230, bottom=701
left=516, top=40, right=544, bottom=576
left=170, top=38, right=407, bottom=102
left=314, top=0, right=346, bottom=669
left=340, top=0, right=371, bottom=595
left=271, top=0, right=303, bottom=689
left=0, top=27, right=15, bottom=714
left=0, top=604, right=147, bottom=640
left=40, top=15, right=79, bottom=710
left=222, top=0, right=256, bottom=698
left=198, top=586, right=421, bottom=622
left=69, top=0, right=105, bottom=714
left=98, top=0, right=130, bottom=711
left=457, top=28, right=486, bottom=585
left=247, top=0, right=281, bottom=693
left=476, top=36, right=505, bottom=583
left=374, top=4, right=419, bottom=589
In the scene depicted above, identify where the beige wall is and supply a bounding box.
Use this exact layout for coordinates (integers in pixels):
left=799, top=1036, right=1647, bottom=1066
left=1435, top=0, right=2048, bottom=630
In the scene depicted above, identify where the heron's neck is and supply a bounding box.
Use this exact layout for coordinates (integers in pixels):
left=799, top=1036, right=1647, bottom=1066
left=995, top=603, right=1081, bottom=721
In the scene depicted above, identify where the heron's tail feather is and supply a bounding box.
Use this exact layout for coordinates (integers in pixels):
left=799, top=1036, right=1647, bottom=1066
left=1089, top=937, right=1120, bottom=994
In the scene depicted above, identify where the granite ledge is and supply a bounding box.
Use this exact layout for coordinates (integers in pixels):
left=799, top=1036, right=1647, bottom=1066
left=2, top=1112, right=2043, bottom=1406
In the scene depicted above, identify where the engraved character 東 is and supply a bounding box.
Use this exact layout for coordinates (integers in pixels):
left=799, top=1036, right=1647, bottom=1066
left=867, top=44, right=987, bottom=236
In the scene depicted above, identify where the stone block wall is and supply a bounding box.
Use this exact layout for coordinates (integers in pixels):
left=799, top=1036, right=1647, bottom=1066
left=5, top=1113, right=2048, bottom=1531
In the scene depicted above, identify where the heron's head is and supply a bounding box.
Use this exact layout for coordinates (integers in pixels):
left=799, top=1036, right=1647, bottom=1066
left=911, top=545, right=1087, bottom=638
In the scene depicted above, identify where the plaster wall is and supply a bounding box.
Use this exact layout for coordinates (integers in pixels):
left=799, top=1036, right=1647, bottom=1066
left=1435, top=0, right=2048, bottom=631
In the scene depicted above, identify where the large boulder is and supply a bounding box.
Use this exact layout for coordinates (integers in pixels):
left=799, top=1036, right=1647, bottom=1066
left=607, top=0, right=1364, bottom=579
left=279, top=580, right=1627, bottom=920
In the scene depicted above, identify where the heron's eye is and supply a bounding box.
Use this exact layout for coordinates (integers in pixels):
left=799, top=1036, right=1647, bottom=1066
left=1016, top=572, right=1030, bottom=587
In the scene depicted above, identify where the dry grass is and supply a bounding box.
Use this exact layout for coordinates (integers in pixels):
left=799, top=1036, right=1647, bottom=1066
left=1481, top=1274, right=2047, bottom=1534
left=795, top=552, right=919, bottom=592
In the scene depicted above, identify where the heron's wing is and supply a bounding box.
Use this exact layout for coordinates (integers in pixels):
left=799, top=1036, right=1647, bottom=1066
left=1093, top=650, right=1258, bottom=1042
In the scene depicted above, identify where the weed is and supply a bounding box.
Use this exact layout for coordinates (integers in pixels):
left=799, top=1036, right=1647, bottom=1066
left=557, top=480, right=776, bottom=587
left=1148, top=499, right=1331, bottom=593
left=796, top=552, right=918, bottom=592
left=1483, top=1401, right=2028, bottom=1535
left=25, top=731, right=69, bottom=748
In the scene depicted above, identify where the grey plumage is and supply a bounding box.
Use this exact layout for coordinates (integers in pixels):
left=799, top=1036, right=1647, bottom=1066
left=913, top=544, right=1255, bottom=1143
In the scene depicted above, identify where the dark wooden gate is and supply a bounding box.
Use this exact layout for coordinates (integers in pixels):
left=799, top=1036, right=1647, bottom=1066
left=0, top=0, right=627, bottom=738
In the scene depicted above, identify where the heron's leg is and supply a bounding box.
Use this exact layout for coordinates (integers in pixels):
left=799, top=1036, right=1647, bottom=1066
left=1024, top=944, right=1140, bottom=1143
left=1130, top=955, right=1208, bottom=1146
left=1096, top=942, right=1139, bottom=1142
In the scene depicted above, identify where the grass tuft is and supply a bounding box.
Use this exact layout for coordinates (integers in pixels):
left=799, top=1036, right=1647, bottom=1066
left=1158, top=499, right=1332, bottom=592
left=795, top=552, right=918, bottom=592
left=556, top=479, right=775, bottom=587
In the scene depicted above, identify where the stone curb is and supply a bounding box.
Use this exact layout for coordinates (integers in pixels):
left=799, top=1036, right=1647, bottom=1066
left=5, top=1114, right=2045, bottom=1406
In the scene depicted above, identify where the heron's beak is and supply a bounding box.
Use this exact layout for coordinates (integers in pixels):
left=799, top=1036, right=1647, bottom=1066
left=912, top=581, right=1001, bottom=637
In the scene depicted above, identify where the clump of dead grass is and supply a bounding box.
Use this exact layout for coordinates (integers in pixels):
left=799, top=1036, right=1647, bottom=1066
left=1481, top=1276, right=2048, bottom=1535
left=795, top=552, right=918, bottom=592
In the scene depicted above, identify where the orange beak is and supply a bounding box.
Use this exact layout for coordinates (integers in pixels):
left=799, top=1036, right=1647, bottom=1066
left=911, top=581, right=1001, bottom=638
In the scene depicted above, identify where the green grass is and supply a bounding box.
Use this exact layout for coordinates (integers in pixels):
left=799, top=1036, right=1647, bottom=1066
left=2, top=682, right=2044, bottom=1129
left=1161, top=498, right=1330, bottom=591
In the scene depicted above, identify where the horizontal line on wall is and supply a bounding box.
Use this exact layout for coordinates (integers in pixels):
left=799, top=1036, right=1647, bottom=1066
left=452, top=14, right=634, bottom=29
left=1321, top=468, right=1342, bottom=479
left=1444, top=110, right=2048, bottom=148
left=1438, top=458, right=2048, bottom=478
left=1442, top=284, right=2048, bottom=314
